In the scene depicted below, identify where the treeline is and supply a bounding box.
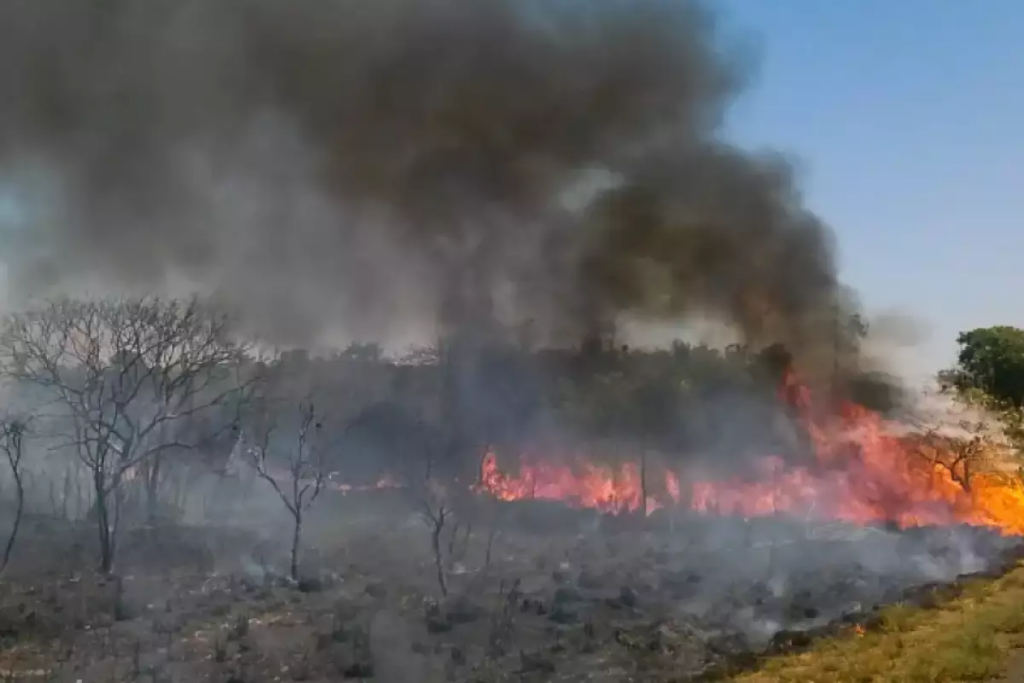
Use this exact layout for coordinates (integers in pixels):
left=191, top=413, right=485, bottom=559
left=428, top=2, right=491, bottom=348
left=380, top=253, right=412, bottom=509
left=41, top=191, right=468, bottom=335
left=255, top=329, right=903, bottom=482
left=0, top=297, right=1012, bottom=583
left=0, top=295, right=890, bottom=574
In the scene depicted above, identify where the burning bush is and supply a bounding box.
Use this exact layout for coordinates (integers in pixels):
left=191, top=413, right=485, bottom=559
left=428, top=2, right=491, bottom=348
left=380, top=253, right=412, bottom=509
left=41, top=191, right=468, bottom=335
left=473, top=365, right=1024, bottom=537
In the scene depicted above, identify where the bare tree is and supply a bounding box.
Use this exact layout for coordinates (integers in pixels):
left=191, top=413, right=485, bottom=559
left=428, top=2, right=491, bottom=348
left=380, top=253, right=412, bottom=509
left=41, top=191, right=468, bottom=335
left=0, top=418, right=28, bottom=574
left=912, top=427, right=988, bottom=493
left=0, top=296, right=252, bottom=573
left=245, top=400, right=326, bottom=581
left=480, top=495, right=503, bottom=580
left=907, top=390, right=1012, bottom=494
left=421, top=477, right=451, bottom=598
left=408, top=440, right=456, bottom=598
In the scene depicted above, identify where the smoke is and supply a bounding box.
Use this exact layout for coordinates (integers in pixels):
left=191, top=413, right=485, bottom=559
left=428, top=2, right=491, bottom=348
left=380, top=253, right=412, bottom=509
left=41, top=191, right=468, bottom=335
left=0, top=0, right=844, bottom=355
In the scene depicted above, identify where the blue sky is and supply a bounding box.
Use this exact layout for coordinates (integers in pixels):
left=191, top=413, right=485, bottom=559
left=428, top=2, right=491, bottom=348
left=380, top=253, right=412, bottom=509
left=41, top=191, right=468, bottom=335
left=719, top=0, right=1024, bottom=375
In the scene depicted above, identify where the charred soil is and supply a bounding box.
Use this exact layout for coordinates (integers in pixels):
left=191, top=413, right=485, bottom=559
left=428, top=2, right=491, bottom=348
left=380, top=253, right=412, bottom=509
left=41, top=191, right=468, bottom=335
left=0, top=500, right=1020, bottom=683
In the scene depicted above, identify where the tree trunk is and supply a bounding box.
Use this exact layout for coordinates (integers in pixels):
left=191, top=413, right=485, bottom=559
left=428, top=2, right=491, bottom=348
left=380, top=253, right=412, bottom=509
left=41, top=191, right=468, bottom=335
left=172, top=467, right=187, bottom=515
left=74, top=468, right=84, bottom=521
left=61, top=467, right=71, bottom=521
left=94, top=479, right=114, bottom=574
left=446, top=522, right=460, bottom=568
left=640, top=446, right=648, bottom=518
left=431, top=521, right=448, bottom=597
left=290, top=512, right=302, bottom=581
left=110, top=477, right=124, bottom=572
left=960, top=457, right=972, bottom=493
left=146, top=453, right=162, bottom=525
left=483, top=509, right=500, bottom=577
left=1, top=468, right=24, bottom=573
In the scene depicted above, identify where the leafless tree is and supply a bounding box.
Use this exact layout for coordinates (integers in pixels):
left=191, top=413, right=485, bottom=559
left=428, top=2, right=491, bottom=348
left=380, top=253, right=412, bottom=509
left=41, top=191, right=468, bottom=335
left=911, top=427, right=987, bottom=493
left=410, top=443, right=458, bottom=598
left=907, top=392, right=1009, bottom=494
left=421, top=476, right=451, bottom=598
left=245, top=400, right=326, bottom=581
left=0, top=417, right=28, bottom=574
left=0, top=296, right=252, bottom=573
left=480, top=495, right=505, bottom=579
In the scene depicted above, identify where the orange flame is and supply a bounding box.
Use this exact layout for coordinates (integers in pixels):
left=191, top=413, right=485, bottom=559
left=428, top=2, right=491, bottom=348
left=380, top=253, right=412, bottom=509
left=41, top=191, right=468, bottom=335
left=479, top=451, right=659, bottom=515
left=477, top=368, right=1024, bottom=535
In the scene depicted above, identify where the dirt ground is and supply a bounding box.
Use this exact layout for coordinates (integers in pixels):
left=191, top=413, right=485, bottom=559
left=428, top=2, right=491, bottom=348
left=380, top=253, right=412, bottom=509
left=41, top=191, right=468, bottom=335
left=0, top=493, right=1018, bottom=683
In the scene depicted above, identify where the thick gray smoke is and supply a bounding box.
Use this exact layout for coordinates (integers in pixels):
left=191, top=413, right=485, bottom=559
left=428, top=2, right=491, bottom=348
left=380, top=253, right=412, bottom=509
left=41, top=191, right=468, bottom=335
left=0, top=0, right=842, bottom=353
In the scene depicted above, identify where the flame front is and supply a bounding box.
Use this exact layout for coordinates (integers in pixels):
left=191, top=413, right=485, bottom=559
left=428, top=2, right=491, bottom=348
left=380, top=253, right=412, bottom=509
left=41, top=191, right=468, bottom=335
left=477, top=368, right=1024, bottom=535
left=479, top=451, right=663, bottom=515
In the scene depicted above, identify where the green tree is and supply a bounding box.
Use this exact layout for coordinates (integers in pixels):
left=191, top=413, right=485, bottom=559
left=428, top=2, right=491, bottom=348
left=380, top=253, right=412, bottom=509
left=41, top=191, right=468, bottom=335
left=953, top=326, right=1024, bottom=406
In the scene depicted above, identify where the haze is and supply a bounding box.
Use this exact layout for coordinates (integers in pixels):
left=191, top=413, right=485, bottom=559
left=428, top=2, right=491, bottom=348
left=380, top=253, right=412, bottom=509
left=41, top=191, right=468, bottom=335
left=0, top=0, right=1019, bottom=382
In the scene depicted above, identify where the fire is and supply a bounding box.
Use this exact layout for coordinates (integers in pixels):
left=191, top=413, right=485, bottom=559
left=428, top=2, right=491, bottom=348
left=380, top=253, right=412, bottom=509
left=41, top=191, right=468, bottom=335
left=477, top=368, right=1024, bottom=535
left=479, top=451, right=663, bottom=515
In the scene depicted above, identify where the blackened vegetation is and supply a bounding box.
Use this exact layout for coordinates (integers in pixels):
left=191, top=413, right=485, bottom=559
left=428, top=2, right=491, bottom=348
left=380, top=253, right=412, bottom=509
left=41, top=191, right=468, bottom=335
left=300, top=336, right=893, bottom=486
left=0, top=297, right=1011, bottom=680
left=694, top=542, right=1024, bottom=681
left=0, top=503, right=1015, bottom=681
left=0, top=1, right=988, bottom=675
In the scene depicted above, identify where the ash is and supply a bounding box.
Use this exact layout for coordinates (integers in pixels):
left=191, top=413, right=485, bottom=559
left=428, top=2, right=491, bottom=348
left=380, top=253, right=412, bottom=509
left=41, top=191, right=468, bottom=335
left=0, top=496, right=1019, bottom=682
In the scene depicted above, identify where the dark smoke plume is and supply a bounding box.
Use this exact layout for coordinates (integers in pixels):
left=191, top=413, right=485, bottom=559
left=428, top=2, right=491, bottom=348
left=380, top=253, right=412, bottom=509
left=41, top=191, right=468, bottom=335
left=0, top=0, right=844, bottom=356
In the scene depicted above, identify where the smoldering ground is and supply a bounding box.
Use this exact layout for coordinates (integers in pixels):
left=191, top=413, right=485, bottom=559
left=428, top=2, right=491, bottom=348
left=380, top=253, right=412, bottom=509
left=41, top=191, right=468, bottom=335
left=0, top=0, right=846, bottom=360
left=1, top=476, right=1018, bottom=681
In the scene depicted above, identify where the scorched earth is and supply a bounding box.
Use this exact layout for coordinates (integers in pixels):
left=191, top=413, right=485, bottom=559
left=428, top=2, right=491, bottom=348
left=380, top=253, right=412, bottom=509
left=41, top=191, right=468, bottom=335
left=0, top=370, right=1022, bottom=682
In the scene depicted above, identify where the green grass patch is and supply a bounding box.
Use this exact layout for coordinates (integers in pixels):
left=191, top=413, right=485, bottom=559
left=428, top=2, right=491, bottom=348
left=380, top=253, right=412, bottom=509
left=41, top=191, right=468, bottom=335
left=731, top=563, right=1024, bottom=682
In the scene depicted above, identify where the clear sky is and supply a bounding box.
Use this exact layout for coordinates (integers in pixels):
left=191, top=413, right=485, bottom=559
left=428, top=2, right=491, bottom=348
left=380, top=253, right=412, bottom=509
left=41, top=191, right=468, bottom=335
left=719, top=0, right=1024, bottom=377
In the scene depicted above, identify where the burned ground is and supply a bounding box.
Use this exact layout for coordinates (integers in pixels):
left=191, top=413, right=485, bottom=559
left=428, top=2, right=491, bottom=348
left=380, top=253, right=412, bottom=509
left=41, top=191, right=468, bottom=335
left=0, top=491, right=1018, bottom=682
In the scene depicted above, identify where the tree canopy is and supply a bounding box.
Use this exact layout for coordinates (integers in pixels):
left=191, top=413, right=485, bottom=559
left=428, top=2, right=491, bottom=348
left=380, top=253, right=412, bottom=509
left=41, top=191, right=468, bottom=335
left=949, top=326, right=1024, bottom=407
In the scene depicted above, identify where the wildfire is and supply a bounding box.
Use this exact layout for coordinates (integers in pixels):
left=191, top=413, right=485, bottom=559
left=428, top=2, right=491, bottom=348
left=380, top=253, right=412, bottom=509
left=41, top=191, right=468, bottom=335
left=479, top=451, right=663, bottom=515
left=477, top=368, right=1024, bottom=535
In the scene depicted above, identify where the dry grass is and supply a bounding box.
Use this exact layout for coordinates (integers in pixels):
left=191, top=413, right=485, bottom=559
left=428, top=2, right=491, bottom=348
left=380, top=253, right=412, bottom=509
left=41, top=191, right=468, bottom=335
left=732, top=564, right=1024, bottom=683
